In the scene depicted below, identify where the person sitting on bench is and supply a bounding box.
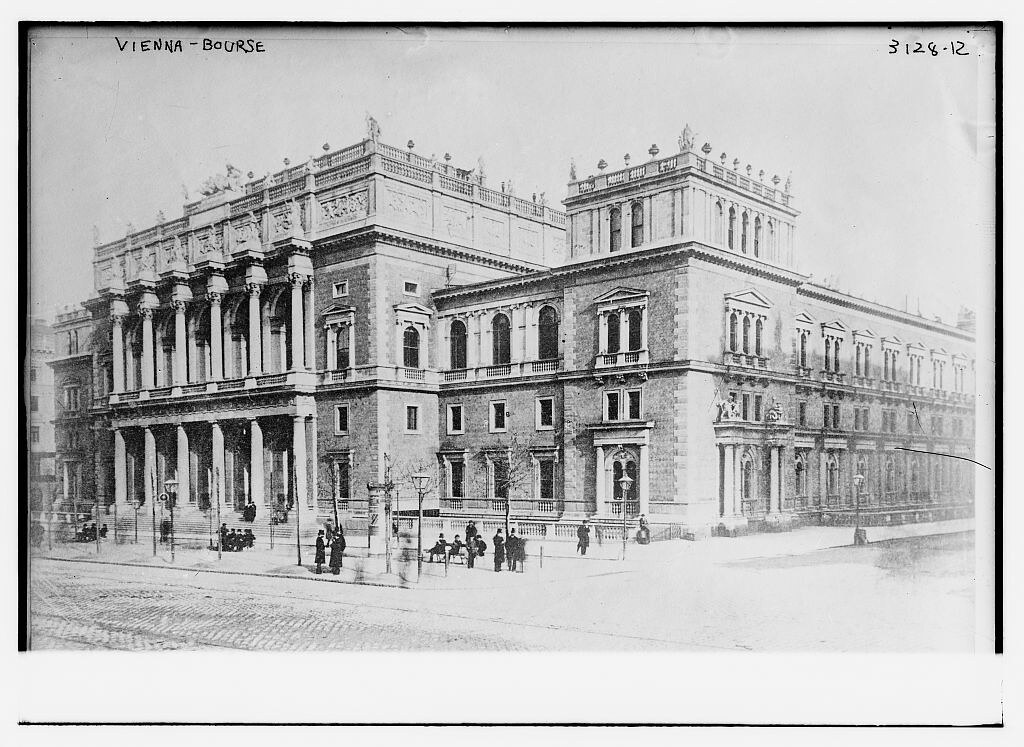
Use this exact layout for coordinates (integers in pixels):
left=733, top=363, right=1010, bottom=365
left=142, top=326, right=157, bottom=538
left=243, top=528, right=255, bottom=549
left=427, top=533, right=448, bottom=562
left=448, top=535, right=465, bottom=561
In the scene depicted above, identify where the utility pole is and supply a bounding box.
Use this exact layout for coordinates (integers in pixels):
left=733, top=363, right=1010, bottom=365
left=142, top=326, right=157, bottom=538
left=294, top=469, right=302, bottom=567
left=150, top=470, right=157, bottom=557
left=215, top=467, right=222, bottom=560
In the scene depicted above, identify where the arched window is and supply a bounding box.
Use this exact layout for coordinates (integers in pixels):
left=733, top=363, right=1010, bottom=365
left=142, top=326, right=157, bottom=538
left=833, top=340, right=840, bottom=372
left=715, top=201, right=724, bottom=243
left=741, top=212, right=749, bottom=253
left=491, top=313, right=511, bottom=364
left=630, top=200, right=644, bottom=247
left=885, top=457, right=896, bottom=495
left=627, top=308, right=643, bottom=351
left=864, top=347, right=871, bottom=377
left=335, top=322, right=351, bottom=369
left=795, top=455, right=807, bottom=496
left=403, top=326, right=420, bottom=369
left=607, top=312, right=621, bottom=353
left=799, top=332, right=807, bottom=367
left=728, top=207, right=736, bottom=249
left=449, top=319, right=467, bottom=370
left=754, top=217, right=761, bottom=257
left=767, top=220, right=775, bottom=255
left=824, top=339, right=831, bottom=371
left=855, top=346, right=862, bottom=376
left=755, top=318, right=763, bottom=357
left=609, top=207, right=622, bottom=252
left=729, top=313, right=738, bottom=352
left=741, top=457, right=753, bottom=502
left=742, top=316, right=750, bottom=354
left=883, top=351, right=890, bottom=380
left=826, top=454, right=839, bottom=496
left=538, top=306, right=559, bottom=360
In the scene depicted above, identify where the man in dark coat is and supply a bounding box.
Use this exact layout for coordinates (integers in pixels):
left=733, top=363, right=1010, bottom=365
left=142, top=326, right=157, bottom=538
left=465, top=521, right=478, bottom=545
left=448, top=535, right=465, bottom=562
left=492, top=530, right=505, bottom=572
left=220, top=523, right=229, bottom=550
left=314, top=529, right=326, bottom=574
left=506, top=529, right=519, bottom=571
left=577, top=521, right=591, bottom=556
left=99, top=524, right=108, bottom=539
left=428, top=533, right=447, bottom=562
left=329, top=530, right=346, bottom=574
left=466, top=535, right=477, bottom=568
left=243, top=528, right=255, bottom=549
left=515, top=536, right=527, bottom=573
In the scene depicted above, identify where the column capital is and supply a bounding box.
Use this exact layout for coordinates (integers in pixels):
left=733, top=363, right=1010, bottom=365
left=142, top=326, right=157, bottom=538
left=110, top=312, right=127, bottom=326
left=171, top=299, right=188, bottom=313
left=206, top=291, right=223, bottom=307
left=139, top=307, right=154, bottom=321
left=290, top=272, right=308, bottom=288
left=246, top=282, right=264, bottom=298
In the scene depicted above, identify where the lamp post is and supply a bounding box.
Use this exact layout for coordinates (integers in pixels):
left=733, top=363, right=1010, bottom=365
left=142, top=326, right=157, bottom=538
left=618, top=473, right=634, bottom=561
left=164, top=477, right=178, bottom=562
left=853, top=473, right=866, bottom=545
left=411, top=471, right=431, bottom=582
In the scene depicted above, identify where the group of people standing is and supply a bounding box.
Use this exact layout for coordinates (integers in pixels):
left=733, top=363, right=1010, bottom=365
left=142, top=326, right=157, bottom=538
left=75, top=523, right=108, bottom=543
left=314, top=527, right=346, bottom=575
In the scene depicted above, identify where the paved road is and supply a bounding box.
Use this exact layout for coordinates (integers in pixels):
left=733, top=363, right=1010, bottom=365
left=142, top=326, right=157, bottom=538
left=28, top=531, right=977, bottom=652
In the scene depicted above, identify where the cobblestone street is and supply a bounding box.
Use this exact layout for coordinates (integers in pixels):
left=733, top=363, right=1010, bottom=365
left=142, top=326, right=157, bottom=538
left=28, top=528, right=978, bottom=652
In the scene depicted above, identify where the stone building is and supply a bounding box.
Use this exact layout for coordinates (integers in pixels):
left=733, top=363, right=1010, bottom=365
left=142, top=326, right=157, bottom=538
left=28, top=316, right=57, bottom=511
left=53, top=126, right=976, bottom=543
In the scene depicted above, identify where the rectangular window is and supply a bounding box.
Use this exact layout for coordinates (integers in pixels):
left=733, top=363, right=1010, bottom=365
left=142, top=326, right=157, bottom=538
left=798, top=402, right=807, bottom=426
left=833, top=405, right=841, bottom=430
left=406, top=405, right=420, bottom=433
left=447, top=404, right=464, bottom=435
left=450, top=461, right=465, bottom=498
left=536, top=397, right=554, bottom=430
left=626, top=389, right=642, bottom=420
left=30, top=367, right=37, bottom=382
left=605, top=392, right=620, bottom=421
left=539, top=460, right=555, bottom=502
left=742, top=394, right=750, bottom=421
left=403, top=281, right=420, bottom=296
left=334, top=405, right=349, bottom=435
left=334, top=458, right=350, bottom=506
left=753, top=395, right=762, bottom=422
left=823, top=404, right=830, bottom=428
left=490, top=401, right=507, bottom=432
left=332, top=281, right=349, bottom=298
left=31, top=396, right=38, bottom=412
left=31, top=426, right=40, bottom=443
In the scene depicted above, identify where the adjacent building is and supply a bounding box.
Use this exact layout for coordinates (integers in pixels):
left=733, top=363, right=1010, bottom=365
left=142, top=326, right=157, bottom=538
left=50, top=126, right=976, bottom=542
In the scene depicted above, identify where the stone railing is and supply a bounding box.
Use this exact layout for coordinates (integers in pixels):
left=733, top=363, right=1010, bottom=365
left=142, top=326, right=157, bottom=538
left=569, top=149, right=792, bottom=207
left=725, top=352, right=769, bottom=369
left=594, top=349, right=650, bottom=369
left=820, top=370, right=846, bottom=384
left=439, top=360, right=564, bottom=384
left=256, top=373, right=288, bottom=387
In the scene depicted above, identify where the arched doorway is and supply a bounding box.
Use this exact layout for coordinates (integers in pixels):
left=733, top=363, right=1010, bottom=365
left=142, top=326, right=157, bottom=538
left=606, top=447, right=639, bottom=517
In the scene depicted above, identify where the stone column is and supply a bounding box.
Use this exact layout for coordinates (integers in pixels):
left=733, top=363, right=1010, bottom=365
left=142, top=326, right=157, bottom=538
left=247, top=283, right=263, bottom=377
left=144, top=426, right=156, bottom=508
left=326, top=325, right=337, bottom=370
left=525, top=304, right=538, bottom=361
left=261, top=294, right=273, bottom=374
left=599, top=312, right=608, bottom=354
left=618, top=310, right=629, bottom=355
left=722, top=445, right=735, bottom=517
left=306, top=414, right=318, bottom=509
left=114, top=429, right=127, bottom=507
left=62, top=460, right=70, bottom=507
left=769, top=446, right=779, bottom=513
left=639, top=306, right=648, bottom=350
left=290, top=274, right=306, bottom=370
left=510, top=305, right=524, bottom=363
left=467, top=313, right=480, bottom=369
left=304, top=279, right=316, bottom=372
left=778, top=447, right=787, bottom=512
left=111, top=314, right=125, bottom=392
left=250, top=418, right=264, bottom=508
left=638, top=443, right=650, bottom=516
left=732, top=445, right=742, bottom=514
left=594, top=445, right=605, bottom=513
left=292, top=415, right=308, bottom=511
left=818, top=450, right=827, bottom=506
left=141, top=308, right=155, bottom=389
left=211, top=421, right=225, bottom=509
left=208, top=293, right=223, bottom=380
left=173, top=300, right=187, bottom=386
left=176, top=425, right=190, bottom=505
left=188, top=315, right=199, bottom=383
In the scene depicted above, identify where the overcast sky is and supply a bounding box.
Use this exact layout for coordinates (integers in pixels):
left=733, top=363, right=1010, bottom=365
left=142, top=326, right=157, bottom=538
left=28, top=24, right=996, bottom=325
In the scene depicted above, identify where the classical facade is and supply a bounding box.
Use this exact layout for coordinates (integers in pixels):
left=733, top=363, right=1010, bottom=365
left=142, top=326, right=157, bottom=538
left=51, top=126, right=976, bottom=542
left=29, top=316, right=57, bottom=511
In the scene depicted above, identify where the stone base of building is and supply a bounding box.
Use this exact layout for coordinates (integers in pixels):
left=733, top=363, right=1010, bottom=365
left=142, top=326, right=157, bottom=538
left=755, top=512, right=802, bottom=533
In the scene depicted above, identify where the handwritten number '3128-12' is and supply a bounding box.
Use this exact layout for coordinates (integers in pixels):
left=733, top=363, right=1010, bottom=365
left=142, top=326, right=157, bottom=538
left=889, top=39, right=969, bottom=56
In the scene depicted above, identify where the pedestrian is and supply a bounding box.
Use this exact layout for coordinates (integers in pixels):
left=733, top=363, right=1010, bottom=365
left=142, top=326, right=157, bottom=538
left=492, top=529, right=505, bottom=572
left=99, top=524, right=108, bottom=539
left=516, top=536, right=527, bottom=573
left=329, top=529, right=346, bottom=575
left=466, top=535, right=476, bottom=569
left=637, top=514, right=651, bottom=544
left=220, top=522, right=229, bottom=550
left=465, top=520, right=478, bottom=545
left=314, top=529, right=326, bottom=574
left=428, top=533, right=448, bottom=562
left=243, top=528, right=255, bottom=549
left=577, top=521, right=591, bottom=556
left=448, top=534, right=465, bottom=562
left=506, top=528, right=519, bottom=571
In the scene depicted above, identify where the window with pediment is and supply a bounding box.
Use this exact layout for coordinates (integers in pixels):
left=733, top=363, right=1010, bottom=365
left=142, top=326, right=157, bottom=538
left=595, top=288, right=649, bottom=359
left=724, top=289, right=771, bottom=358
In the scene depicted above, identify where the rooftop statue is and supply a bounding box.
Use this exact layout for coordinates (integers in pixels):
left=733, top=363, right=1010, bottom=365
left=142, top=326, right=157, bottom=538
left=366, top=112, right=382, bottom=142
left=198, top=163, right=244, bottom=197
left=569, top=158, right=577, bottom=182
left=679, top=123, right=695, bottom=153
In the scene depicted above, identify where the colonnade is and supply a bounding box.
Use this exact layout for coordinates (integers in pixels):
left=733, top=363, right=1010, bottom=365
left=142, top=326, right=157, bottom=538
left=110, top=273, right=315, bottom=393
left=111, top=413, right=316, bottom=516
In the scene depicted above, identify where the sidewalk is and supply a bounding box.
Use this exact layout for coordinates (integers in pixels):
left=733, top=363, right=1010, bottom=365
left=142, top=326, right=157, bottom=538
left=31, top=517, right=974, bottom=591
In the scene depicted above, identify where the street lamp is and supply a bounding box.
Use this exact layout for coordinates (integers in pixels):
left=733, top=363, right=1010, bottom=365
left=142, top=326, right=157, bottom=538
left=618, top=473, right=634, bottom=561
left=164, top=477, right=178, bottom=562
left=411, top=471, right=431, bottom=582
left=853, top=473, right=866, bottom=546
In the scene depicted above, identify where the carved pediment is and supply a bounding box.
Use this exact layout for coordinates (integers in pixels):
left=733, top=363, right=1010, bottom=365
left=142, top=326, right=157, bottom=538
left=724, top=288, right=772, bottom=310
left=821, top=320, right=849, bottom=336
left=881, top=335, right=903, bottom=349
left=594, top=286, right=650, bottom=306
left=322, top=304, right=356, bottom=327
left=906, top=341, right=928, bottom=353
left=794, top=311, right=816, bottom=327
left=394, top=302, right=433, bottom=317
